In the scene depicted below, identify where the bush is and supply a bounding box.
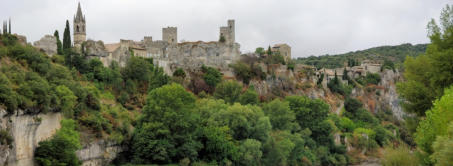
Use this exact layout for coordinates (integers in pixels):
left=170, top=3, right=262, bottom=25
left=238, top=88, right=259, bottom=105
left=214, top=80, right=242, bottom=104
left=365, top=73, right=381, bottom=85
left=173, top=68, right=186, bottom=78
left=202, top=65, right=222, bottom=87
left=381, top=146, right=419, bottom=166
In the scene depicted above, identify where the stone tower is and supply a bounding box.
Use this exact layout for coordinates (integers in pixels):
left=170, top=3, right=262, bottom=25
left=219, top=19, right=235, bottom=44
left=163, top=27, right=177, bottom=45
left=73, top=2, right=86, bottom=47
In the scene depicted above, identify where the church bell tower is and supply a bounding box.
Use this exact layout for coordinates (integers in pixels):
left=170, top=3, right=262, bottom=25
left=73, top=2, right=86, bottom=48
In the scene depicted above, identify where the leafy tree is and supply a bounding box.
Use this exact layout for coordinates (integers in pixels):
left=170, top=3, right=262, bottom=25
left=202, top=65, right=222, bottom=88
left=0, top=73, right=18, bottom=113
left=63, top=20, right=71, bottom=51
left=238, top=87, right=259, bottom=105
left=132, top=83, right=201, bottom=164
left=173, top=68, right=186, bottom=78
left=365, top=73, right=381, bottom=85
left=262, top=99, right=298, bottom=131
left=208, top=103, right=271, bottom=142
left=122, top=56, right=152, bottom=82
left=214, top=80, right=242, bottom=104
left=267, top=46, right=272, bottom=55
left=35, top=119, right=81, bottom=166
left=239, top=139, right=262, bottom=166
left=230, top=62, right=252, bottom=84
left=255, top=47, right=265, bottom=56
left=285, top=96, right=332, bottom=144
left=54, top=30, right=63, bottom=55
left=55, top=85, right=77, bottom=118
left=397, top=5, right=453, bottom=117
left=431, top=122, right=453, bottom=166
left=200, top=126, right=239, bottom=163
left=415, top=86, right=453, bottom=155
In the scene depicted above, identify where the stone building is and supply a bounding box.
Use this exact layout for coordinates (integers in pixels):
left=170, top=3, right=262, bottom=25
left=162, top=27, right=177, bottom=45
left=73, top=3, right=240, bottom=75
left=272, top=43, right=291, bottom=62
left=219, top=20, right=235, bottom=44
left=73, top=2, right=86, bottom=48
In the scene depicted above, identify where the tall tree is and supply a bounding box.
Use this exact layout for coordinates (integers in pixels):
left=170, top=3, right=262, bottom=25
left=397, top=5, right=453, bottom=117
left=54, top=30, right=63, bottom=55
left=63, top=20, right=71, bottom=50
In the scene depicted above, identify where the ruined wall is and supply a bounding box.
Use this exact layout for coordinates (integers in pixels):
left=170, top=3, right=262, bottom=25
left=33, top=35, right=57, bottom=56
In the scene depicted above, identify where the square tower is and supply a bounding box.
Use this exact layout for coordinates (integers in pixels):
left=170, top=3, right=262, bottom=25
left=219, top=19, right=235, bottom=44
left=163, top=27, right=177, bottom=45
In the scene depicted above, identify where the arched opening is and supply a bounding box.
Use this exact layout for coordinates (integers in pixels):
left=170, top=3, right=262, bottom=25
left=77, top=25, right=79, bottom=32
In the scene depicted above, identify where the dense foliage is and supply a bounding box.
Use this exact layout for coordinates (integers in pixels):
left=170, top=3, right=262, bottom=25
left=296, top=43, right=427, bottom=69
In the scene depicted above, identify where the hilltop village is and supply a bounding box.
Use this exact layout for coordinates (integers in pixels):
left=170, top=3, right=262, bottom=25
left=5, top=1, right=448, bottom=166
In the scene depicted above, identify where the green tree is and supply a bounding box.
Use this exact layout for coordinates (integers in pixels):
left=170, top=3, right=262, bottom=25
left=132, top=83, right=201, bottom=164
left=431, top=122, right=453, bottom=166
left=54, top=30, right=63, bottom=55
left=35, top=119, right=81, bottom=166
left=285, top=96, right=332, bottom=144
left=202, top=65, right=222, bottom=87
left=255, top=47, right=265, bottom=56
left=173, top=68, right=186, bottom=78
left=397, top=5, right=453, bottom=117
left=214, top=80, right=242, bottom=104
left=63, top=20, right=71, bottom=51
left=55, top=85, right=77, bottom=118
left=238, top=87, right=259, bottom=105
left=415, top=86, right=453, bottom=155
left=262, top=99, right=298, bottom=131
left=239, top=139, right=262, bottom=166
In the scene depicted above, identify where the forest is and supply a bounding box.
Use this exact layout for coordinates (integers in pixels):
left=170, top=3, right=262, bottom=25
left=0, top=4, right=452, bottom=166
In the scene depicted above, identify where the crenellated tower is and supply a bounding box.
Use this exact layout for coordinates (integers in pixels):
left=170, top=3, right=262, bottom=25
left=73, top=2, right=86, bottom=47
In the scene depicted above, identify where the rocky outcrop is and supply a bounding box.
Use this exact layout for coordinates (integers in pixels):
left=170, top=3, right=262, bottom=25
left=76, top=140, right=123, bottom=166
left=0, top=110, right=62, bottom=166
left=84, top=40, right=108, bottom=57
left=33, top=35, right=57, bottom=56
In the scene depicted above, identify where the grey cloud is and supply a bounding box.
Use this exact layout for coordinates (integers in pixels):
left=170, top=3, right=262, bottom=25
left=1, top=0, right=449, bottom=57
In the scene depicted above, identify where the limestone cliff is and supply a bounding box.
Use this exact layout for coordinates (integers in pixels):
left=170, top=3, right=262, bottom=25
left=0, top=110, right=62, bottom=166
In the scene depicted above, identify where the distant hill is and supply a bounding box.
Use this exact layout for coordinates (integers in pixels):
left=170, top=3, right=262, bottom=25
left=295, top=43, right=428, bottom=69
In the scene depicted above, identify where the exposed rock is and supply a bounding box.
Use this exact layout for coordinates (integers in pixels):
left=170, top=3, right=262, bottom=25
left=33, top=35, right=57, bottom=56
left=0, top=109, right=62, bottom=166
left=76, top=140, right=123, bottom=166
left=84, top=40, right=108, bottom=57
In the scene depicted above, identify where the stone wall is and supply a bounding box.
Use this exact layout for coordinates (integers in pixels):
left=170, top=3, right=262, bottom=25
left=33, top=35, right=57, bottom=56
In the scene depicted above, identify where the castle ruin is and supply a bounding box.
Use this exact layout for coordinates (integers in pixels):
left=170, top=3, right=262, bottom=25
left=76, top=3, right=240, bottom=75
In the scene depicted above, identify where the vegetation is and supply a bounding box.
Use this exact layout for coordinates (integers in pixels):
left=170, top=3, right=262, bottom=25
left=35, top=119, right=81, bottom=166
left=296, top=43, right=427, bottom=69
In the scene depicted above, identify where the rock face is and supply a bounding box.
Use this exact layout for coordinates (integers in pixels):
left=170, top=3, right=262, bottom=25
left=84, top=40, right=108, bottom=57
left=33, top=35, right=57, bottom=56
left=0, top=110, right=62, bottom=166
left=76, top=140, right=123, bottom=166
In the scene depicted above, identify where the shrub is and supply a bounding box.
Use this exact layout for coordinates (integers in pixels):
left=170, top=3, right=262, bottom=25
left=214, top=80, right=242, bottom=104
left=381, top=146, right=419, bottom=166
left=202, top=65, right=222, bottom=87
left=35, top=119, right=81, bottom=166
left=173, top=68, right=186, bottom=78
left=365, top=73, right=381, bottom=85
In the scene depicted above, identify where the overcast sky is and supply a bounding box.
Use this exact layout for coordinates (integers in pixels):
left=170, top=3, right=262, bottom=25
left=1, top=0, right=449, bottom=57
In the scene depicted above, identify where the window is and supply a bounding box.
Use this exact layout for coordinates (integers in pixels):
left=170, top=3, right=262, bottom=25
left=77, top=25, right=79, bottom=32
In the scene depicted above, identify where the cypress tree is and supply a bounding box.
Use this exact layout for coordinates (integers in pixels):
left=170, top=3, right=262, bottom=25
left=267, top=46, right=272, bottom=55
left=54, top=30, right=63, bottom=55
left=63, top=20, right=71, bottom=50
